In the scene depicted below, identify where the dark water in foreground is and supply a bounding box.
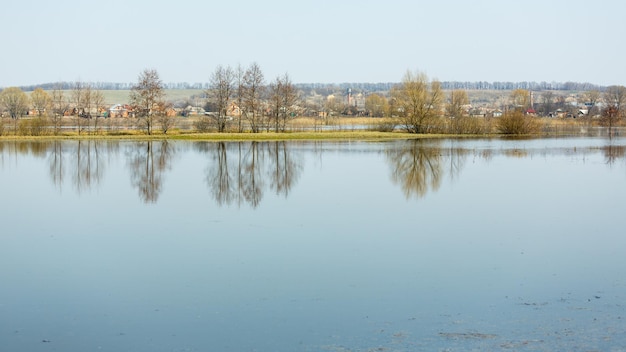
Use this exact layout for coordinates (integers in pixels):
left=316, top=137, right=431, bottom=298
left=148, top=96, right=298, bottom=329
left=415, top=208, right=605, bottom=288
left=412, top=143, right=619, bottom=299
left=1, top=137, right=625, bottom=351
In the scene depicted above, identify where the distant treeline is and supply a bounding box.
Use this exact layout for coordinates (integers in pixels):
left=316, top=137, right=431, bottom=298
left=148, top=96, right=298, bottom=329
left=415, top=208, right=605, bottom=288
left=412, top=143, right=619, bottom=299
left=15, top=80, right=605, bottom=93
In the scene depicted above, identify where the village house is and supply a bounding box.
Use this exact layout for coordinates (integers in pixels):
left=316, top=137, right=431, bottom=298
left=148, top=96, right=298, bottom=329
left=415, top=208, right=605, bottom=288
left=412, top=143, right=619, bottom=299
left=108, top=104, right=132, bottom=118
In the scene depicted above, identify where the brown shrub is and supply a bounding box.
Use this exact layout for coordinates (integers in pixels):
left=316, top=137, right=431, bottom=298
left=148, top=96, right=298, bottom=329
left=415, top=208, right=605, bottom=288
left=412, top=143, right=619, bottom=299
left=496, top=111, right=543, bottom=135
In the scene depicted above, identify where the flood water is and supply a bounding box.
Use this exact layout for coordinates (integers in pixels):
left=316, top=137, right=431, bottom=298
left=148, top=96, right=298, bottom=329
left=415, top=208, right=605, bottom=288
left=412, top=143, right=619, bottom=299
left=1, top=136, right=625, bottom=351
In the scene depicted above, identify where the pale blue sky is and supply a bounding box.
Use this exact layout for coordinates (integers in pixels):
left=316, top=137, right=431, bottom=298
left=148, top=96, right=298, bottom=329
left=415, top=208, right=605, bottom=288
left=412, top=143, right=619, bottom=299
left=1, top=0, right=625, bottom=87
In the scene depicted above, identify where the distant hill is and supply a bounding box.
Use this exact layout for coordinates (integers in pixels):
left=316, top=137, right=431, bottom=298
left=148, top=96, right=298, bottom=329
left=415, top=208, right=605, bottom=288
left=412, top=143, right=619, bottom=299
left=13, top=81, right=606, bottom=93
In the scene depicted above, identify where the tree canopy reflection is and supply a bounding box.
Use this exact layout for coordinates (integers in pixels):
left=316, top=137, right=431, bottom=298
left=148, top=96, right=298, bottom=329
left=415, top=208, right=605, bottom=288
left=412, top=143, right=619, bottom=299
left=602, top=144, right=626, bottom=166
left=197, top=141, right=302, bottom=208
left=70, top=140, right=107, bottom=193
left=126, top=140, right=176, bottom=203
left=0, top=139, right=624, bottom=205
left=386, top=140, right=468, bottom=199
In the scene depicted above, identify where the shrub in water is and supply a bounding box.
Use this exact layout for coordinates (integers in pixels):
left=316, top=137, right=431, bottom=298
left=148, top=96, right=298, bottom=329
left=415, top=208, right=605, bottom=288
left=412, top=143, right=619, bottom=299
left=496, top=110, right=543, bottom=135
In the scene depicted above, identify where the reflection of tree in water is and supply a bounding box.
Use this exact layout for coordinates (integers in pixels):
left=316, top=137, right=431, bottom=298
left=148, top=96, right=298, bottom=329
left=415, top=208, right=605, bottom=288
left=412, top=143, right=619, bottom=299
left=602, top=144, right=626, bottom=166
left=444, top=142, right=468, bottom=183
left=386, top=141, right=468, bottom=199
left=45, top=140, right=120, bottom=193
left=268, top=141, right=302, bottom=197
left=200, top=141, right=302, bottom=208
left=200, top=142, right=236, bottom=206
left=0, top=141, right=50, bottom=167
left=70, top=140, right=106, bottom=193
left=503, top=149, right=529, bottom=158
left=241, top=142, right=264, bottom=207
left=127, top=141, right=176, bottom=203
left=48, top=141, right=65, bottom=189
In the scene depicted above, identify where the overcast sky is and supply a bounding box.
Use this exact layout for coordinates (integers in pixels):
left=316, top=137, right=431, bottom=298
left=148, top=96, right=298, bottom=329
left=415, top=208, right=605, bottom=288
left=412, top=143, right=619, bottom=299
left=1, top=0, right=624, bottom=87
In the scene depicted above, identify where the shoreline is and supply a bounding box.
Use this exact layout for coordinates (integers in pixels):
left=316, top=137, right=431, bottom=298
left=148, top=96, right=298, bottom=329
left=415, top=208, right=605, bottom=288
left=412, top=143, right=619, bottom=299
left=0, top=130, right=491, bottom=142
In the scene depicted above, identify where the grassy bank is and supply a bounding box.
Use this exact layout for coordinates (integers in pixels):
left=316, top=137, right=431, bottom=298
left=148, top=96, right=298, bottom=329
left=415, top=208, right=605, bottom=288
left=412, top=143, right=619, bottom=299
left=0, top=115, right=619, bottom=141
left=0, top=130, right=438, bottom=142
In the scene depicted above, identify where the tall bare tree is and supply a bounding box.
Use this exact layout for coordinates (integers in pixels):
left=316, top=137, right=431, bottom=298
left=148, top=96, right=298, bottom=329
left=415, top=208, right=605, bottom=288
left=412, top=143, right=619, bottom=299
left=242, top=63, right=266, bottom=133
left=268, top=73, right=298, bottom=132
left=445, top=89, right=469, bottom=119
left=91, top=89, right=105, bottom=134
left=234, top=64, right=246, bottom=132
left=130, top=69, right=166, bottom=135
left=208, top=65, right=235, bottom=132
left=51, top=85, right=69, bottom=135
left=71, top=81, right=87, bottom=135
left=0, top=87, right=29, bottom=119
left=445, top=89, right=471, bottom=134
left=392, top=70, right=443, bottom=133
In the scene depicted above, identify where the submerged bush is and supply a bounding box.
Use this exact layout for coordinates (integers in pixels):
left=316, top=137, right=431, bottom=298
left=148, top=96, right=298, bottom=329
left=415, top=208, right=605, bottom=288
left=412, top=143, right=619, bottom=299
left=16, top=117, right=50, bottom=136
left=447, top=116, right=491, bottom=134
left=496, top=111, right=543, bottom=135
left=368, top=117, right=398, bottom=132
left=424, top=116, right=447, bottom=134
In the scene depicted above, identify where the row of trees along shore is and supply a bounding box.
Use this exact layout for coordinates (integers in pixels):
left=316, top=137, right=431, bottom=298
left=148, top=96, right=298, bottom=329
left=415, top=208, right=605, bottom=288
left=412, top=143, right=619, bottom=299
left=1, top=66, right=626, bottom=136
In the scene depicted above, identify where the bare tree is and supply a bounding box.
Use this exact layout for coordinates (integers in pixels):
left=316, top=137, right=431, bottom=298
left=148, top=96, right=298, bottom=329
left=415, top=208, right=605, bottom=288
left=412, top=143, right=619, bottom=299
left=91, top=90, right=105, bottom=134
left=208, top=65, right=235, bottom=132
left=130, top=69, right=166, bottom=135
left=71, top=81, right=86, bottom=135
left=601, top=105, right=620, bottom=136
left=445, top=89, right=468, bottom=119
left=539, top=91, right=554, bottom=116
left=156, top=101, right=176, bottom=134
left=446, top=89, right=471, bottom=134
left=392, top=70, right=443, bottom=133
left=30, top=88, right=51, bottom=116
left=234, top=64, right=245, bottom=132
left=604, top=85, right=626, bottom=115
left=268, top=73, right=298, bottom=132
left=268, top=76, right=283, bottom=132
left=242, top=63, right=266, bottom=133
left=0, top=87, right=29, bottom=119
left=51, top=85, right=69, bottom=135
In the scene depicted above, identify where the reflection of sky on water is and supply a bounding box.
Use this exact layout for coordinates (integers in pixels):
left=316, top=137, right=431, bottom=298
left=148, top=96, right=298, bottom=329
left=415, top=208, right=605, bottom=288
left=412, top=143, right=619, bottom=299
left=0, top=137, right=625, bottom=351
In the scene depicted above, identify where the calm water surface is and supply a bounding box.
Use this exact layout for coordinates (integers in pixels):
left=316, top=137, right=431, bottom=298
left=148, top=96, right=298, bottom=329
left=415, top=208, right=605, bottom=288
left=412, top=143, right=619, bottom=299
left=1, top=137, right=625, bottom=351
